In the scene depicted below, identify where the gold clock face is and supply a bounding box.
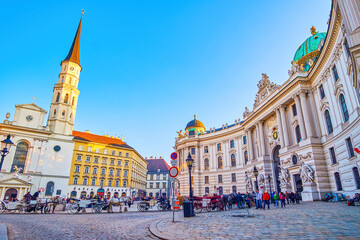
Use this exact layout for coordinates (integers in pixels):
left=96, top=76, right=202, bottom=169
left=273, top=131, right=278, bottom=140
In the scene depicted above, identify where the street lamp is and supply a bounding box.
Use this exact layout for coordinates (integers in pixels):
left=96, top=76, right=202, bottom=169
left=253, top=166, right=259, bottom=191
left=0, top=134, right=14, bottom=171
left=267, top=174, right=272, bottom=193
left=186, top=153, right=195, bottom=217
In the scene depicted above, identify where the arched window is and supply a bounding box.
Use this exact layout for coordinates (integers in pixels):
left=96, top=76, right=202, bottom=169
left=64, top=94, right=69, bottom=103
left=204, top=158, right=209, bottom=170
left=70, top=191, right=77, bottom=198
left=244, top=151, right=248, bottom=165
left=231, top=154, right=236, bottom=167
left=295, top=125, right=301, bottom=143
left=56, top=92, right=60, bottom=102
left=217, top=156, right=223, bottom=169
left=353, top=167, right=360, bottom=189
left=45, top=181, right=54, bottom=196
left=11, top=141, right=29, bottom=173
left=340, top=94, right=349, bottom=122
left=72, top=97, right=75, bottom=106
left=324, top=110, right=333, bottom=134
left=205, top=187, right=209, bottom=194
left=334, top=172, right=342, bottom=191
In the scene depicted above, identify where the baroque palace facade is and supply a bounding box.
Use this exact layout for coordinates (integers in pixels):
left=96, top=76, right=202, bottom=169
left=174, top=0, right=360, bottom=201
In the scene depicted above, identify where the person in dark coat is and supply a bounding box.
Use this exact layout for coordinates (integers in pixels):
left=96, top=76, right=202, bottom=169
left=32, top=190, right=41, bottom=200
left=236, top=192, right=244, bottom=208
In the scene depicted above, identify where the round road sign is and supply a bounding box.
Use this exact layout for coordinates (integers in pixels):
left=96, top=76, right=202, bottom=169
left=169, top=166, right=179, bottom=178
left=170, top=152, right=178, bottom=160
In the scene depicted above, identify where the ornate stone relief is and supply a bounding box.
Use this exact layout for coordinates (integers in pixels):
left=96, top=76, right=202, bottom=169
left=243, top=107, right=251, bottom=119
left=258, top=174, right=265, bottom=189
left=298, top=162, right=315, bottom=183
left=279, top=167, right=290, bottom=187
left=253, top=74, right=280, bottom=109
left=245, top=172, right=253, bottom=192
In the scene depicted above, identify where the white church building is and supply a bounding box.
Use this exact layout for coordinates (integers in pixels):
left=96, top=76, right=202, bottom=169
left=0, top=14, right=84, bottom=199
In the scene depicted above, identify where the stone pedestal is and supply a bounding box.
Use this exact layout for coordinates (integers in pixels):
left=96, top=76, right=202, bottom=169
left=301, top=182, right=319, bottom=201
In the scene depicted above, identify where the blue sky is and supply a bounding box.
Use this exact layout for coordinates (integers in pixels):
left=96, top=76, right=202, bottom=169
left=0, top=1, right=331, bottom=163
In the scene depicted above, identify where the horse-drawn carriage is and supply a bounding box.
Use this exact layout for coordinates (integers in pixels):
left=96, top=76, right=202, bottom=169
left=65, top=197, right=127, bottom=214
left=0, top=197, right=63, bottom=214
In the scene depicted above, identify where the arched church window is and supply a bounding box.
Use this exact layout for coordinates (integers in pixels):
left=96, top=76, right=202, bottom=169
left=217, top=156, right=223, bottom=169
left=64, top=94, right=69, bottom=103
left=340, top=94, right=349, bottom=122
left=11, top=141, right=29, bottom=173
left=45, top=181, right=54, bottom=196
left=56, top=93, right=60, bottom=102
left=324, top=110, right=333, bottom=134
left=295, top=125, right=301, bottom=143
left=244, top=151, right=248, bottom=165
left=204, top=158, right=209, bottom=170
left=72, top=97, right=75, bottom=106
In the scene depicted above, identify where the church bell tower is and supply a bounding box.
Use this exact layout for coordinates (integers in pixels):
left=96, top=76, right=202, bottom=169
left=48, top=12, right=83, bottom=135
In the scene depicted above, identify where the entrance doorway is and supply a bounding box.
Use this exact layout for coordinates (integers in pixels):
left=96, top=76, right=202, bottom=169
left=5, top=188, right=18, bottom=199
left=272, top=145, right=281, bottom=192
left=293, top=174, right=303, bottom=193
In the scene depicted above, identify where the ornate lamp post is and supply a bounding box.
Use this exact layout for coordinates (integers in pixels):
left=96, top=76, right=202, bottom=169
left=0, top=134, right=14, bottom=171
left=253, top=166, right=259, bottom=191
left=186, top=153, right=195, bottom=217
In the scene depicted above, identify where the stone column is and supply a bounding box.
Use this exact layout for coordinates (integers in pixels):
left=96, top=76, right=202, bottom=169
left=258, top=121, right=265, bottom=157
left=275, top=108, right=285, bottom=148
left=294, top=94, right=307, bottom=140
left=308, top=89, right=321, bottom=138
left=279, top=106, right=290, bottom=146
left=223, top=141, right=228, bottom=168
left=236, top=137, right=242, bottom=166
left=299, top=91, right=314, bottom=138
left=196, top=145, right=201, bottom=171
left=255, top=126, right=260, bottom=158
left=246, top=129, right=254, bottom=161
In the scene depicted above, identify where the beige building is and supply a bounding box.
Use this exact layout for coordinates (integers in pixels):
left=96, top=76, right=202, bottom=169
left=174, top=0, right=360, bottom=201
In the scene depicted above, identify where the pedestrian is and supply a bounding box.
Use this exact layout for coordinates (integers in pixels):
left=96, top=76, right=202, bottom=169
left=33, top=190, right=41, bottom=200
left=295, top=191, right=301, bottom=204
left=262, top=191, right=270, bottom=210
left=290, top=192, right=295, bottom=204
left=285, top=191, right=290, bottom=204
left=280, top=192, right=286, bottom=208
left=273, top=191, right=279, bottom=207
left=236, top=192, right=244, bottom=209
left=256, top=190, right=262, bottom=209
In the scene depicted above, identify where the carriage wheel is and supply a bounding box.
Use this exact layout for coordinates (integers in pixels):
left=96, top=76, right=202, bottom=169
left=194, top=206, right=202, bottom=214
left=18, top=206, right=26, bottom=214
left=157, top=203, right=164, bottom=211
left=44, top=205, right=52, bottom=214
left=0, top=202, right=6, bottom=214
left=92, top=204, right=102, bottom=214
left=138, top=202, right=148, bottom=212
left=68, top=203, right=79, bottom=214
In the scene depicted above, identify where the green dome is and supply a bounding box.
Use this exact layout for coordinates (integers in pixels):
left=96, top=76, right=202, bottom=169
left=293, top=32, right=327, bottom=63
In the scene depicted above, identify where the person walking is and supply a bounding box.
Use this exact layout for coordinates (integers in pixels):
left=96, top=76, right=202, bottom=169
left=285, top=191, right=290, bottom=204
left=262, top=191, right=270, bottom=210
left=273, top=191, right=279, bottom=207
left=256, top=190, right=262, bottom=209
left=295, top=191, right=301, bottom=204
left=290, top=192, right=295, bottom=204
left=280, top=192, right=286, bottom=208
left=236, top=192, right=244, bottom=209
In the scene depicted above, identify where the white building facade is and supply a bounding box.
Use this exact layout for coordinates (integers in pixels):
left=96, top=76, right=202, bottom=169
left=174, top=0, right=360, bottom=201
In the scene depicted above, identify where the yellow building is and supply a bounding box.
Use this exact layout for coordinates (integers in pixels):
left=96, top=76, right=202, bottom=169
left=68, top=130, right=147, bottom=199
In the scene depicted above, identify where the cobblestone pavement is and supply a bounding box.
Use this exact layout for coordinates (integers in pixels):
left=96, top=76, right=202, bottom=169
left=0, top=210, right=167, bottom=240
left=154, top=202, right=360, bottom=240
left=0, top=202, right=359, bottom=239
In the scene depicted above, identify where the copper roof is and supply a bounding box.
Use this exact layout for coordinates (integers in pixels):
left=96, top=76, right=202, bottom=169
left=63, top=15, right=82, bottom=66
left=72, top=130, right=133, bottom=149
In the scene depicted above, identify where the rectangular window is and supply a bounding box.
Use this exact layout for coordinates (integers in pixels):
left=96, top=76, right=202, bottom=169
left=93, top=167, right=97, bottom=174
left=319, top=84, right=326, bottom=99
left=332, top=65, right=339, bottom=82
left=231, top=173, right=236, bottom=182
left=163, top=175, right=166, bottom=180
left=117, top=160, right=121, bottom=166
left=125, top=161, right=129, bottom=167
left=116, top=169, right=120, bottom=176
left=191, top=148, right=195, bottom=155
left=86, top=156, right=91, bottom=162
left=150, top=183, right=153, bottom=189
left=115, top=180, right=119, bottom=187
left=100, top=179, right=104, bottom=186
left=230, top=140, right=235, bottom=148
left=108, top=180, right=112, bottom=186
left=346, top=137, right=355, bottom=158
left=84, top=166, right=89, bottom=174
left=150, top=175, right=154, bottom=180
left=329, top=147, right=337, bottom=165
left=110, top=159, right=115, bottom=165
left=204, top=146, right=208, bottom=153
left=218, top=175, right=222, bottom=183
left=91, top=178, right=96, bottom=186
left=73, top=178, right=78, bottom=185
left=292, top=104, right=297, bottom=116
left=119, top=152, right=122, bottom=157
left=95, top=148, right=99, bottom=153
left=162, top=182, right=166, bottom=188
left=102, top=158, right=107, bottom=164
left=124, top=170, right=128, bottom=177
left=205, top=176, right=209, bottom=184
left=101, top=168, right=105, bottom=175
left=78, top=145, right=83, bottom=151
left=243, top=136, right=247, bottom=145
left=83, top=178, right=88, bottom=185
left=76, top=155, right=82, bottom=161
left=112, top=151, right=115, bottom=156
left=109, top=169, right=113, bottom=175
left=94, top=157, right=99, bottom=163
left=75, top=165, right=80, bottom=173
left=87, top=146, right=92, bottom=152
left=156, top=182, right=160, bottom=188
left=126, top=153, right=129, bottom=157
left=104, top=149, right=108, bottom=154
left=156, top=174, right=160, bottom=180
left=217, top=143, right=221, bottom=151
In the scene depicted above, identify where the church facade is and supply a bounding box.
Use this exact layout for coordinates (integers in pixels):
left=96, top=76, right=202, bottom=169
left=0, top=14, right=84, bottom=199
left=174, top=0, right=360, bottom=201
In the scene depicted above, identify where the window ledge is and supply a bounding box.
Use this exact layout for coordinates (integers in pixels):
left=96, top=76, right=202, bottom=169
left=349, top=156, right=357, bottom=161
left=331, top=162, right=339, bottom=167
left=341, top=121, right=350, bottom=130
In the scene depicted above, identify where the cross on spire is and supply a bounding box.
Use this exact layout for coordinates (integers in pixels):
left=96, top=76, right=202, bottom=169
left=32, top=96, right=36, bottom=104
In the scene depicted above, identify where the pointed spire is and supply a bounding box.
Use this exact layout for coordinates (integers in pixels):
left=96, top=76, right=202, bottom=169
left=63, top=10, right=84, bottom=66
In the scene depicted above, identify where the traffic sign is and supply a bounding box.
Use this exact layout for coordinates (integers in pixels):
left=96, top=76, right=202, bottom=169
left=170, top=160, right=177, bottom=166
left=169, top=166, right=179, bottom=178
left=170, top=152, right=178, bottom=160
left=355, top=147, right=360, bottom=154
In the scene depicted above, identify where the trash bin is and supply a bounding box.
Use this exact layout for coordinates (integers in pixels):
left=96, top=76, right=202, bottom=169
left=183, top=201, right=191, bottom=217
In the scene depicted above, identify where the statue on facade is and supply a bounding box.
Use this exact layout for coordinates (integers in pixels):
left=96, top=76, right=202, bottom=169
left=176, top=130, right=184, bottom=139
left=12, top=165, right=22, bottom=178
left=258, top=174, right=265, bottom=190
left=278, top=167, right=290, bottom=187
left=288, top=61, right=300, bottom=76
left=27, top=175, right=32, bottom=183
left=243, top=107, right=250, bottom=119
left=245, top=173, right=253, bottom=192
left=298, top=162, right=314, bottom=183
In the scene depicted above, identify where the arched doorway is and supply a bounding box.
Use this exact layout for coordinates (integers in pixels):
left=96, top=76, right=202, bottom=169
left=272, top=145, right=281, bottom=192
left=5, top=188, right=18, bottom=199
left=70, top=191, right=77, bottom=198
left=45, top=181, right=54, bottom=196
left=80, top=191, right=86, bottom=199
